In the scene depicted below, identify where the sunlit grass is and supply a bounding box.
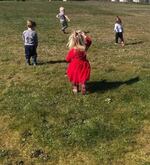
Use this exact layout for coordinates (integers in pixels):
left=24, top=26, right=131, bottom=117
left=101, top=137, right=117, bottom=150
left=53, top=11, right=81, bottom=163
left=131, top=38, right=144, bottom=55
left=0, top=1, right=150, bottom=164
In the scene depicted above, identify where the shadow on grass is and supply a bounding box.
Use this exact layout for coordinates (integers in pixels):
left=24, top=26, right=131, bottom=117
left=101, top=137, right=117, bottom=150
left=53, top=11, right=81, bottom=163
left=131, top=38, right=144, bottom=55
left=125, top=40, right=143, bottom=46
left=87, top=77, right=140, bottom=93
left=38, top=60, right=67, bottom=65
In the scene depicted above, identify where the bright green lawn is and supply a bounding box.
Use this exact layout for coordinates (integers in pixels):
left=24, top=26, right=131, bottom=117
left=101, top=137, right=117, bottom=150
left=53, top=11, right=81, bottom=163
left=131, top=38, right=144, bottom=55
left=0, top=1, right=150, bottom=165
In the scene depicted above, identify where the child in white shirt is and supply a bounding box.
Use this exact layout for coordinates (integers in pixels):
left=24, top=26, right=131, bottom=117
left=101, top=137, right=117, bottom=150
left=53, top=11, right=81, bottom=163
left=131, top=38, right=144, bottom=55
left=114, top=16, right=124, bottom=47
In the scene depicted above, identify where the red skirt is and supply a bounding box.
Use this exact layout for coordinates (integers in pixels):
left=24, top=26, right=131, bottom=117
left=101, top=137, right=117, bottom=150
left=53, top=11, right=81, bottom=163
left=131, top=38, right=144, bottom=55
left=67, top=59, right=91, bottom=84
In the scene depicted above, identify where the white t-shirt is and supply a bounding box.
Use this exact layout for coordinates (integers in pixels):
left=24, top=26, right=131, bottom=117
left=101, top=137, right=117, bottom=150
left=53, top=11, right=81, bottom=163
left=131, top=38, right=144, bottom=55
left=114, top=23, right=123, bottom=33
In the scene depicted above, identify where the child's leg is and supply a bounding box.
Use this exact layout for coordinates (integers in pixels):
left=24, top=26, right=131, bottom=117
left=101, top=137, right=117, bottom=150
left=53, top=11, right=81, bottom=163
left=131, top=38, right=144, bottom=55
left=81, top=83, right=86, bottom=95
left=32, top=54, right=37, bottom=65
left=72, top=83, right=79, bottom=93
left=32, top=56, right=37, bottom=65
left=115, top=33, right=119, bottom=44
left=120, top=33, right=125, bottom=46
left=61, top=21, right=68, bottom=33
left=31, top=46, right=37, bottom=65
left=25, top=46, right=31, bottom=65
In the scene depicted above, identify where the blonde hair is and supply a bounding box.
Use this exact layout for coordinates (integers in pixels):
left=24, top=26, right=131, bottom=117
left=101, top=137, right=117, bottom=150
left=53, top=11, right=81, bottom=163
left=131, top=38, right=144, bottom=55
left=67, top=30, right=86, bottom=51
left=59, top=6, right=65, bottom=12
left=27, top=20, right=36, bottom=28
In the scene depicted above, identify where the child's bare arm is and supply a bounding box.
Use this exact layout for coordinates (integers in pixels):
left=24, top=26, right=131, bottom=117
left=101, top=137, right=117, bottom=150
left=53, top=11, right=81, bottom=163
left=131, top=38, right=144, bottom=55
left=65, top=15, right=70, bottom=22
left=56, top=14, right=59, bottom=19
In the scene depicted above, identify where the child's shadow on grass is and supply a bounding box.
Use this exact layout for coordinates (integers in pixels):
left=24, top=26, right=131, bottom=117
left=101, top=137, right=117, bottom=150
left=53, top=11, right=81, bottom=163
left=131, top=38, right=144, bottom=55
left=38, top=60, right=66, bottom=65
left=87, top=77, right=140, bottom=93
left=126, top=40, right=143, bottom=46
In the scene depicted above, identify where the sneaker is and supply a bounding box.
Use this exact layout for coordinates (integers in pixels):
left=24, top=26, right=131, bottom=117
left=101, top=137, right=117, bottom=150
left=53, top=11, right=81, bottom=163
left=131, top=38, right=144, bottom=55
left=121, top=42, right=125, bottom=47
left=33, top=63, right=37, bottom=66
left=26, top=62, right=31, bottom=66
left=72, top=86, right=78, bottom=94
left=26, top=59, right=31, bottom=65
left=62, top=29, right=67, bottom=34
left=73, top=88, right=78, bottom=94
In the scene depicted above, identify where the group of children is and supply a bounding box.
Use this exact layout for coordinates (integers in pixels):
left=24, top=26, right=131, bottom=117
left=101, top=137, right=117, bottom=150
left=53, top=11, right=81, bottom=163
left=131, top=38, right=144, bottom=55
left=22, top=6, right=124, bottom=95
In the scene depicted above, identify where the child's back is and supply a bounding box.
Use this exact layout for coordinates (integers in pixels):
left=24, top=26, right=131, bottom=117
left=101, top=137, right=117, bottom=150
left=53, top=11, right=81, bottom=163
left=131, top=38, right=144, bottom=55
left=23, top=29, right=38, bottom=46
left=22, top=20, right=38, bottom=65
left=66, top=31, right=91, bottom=95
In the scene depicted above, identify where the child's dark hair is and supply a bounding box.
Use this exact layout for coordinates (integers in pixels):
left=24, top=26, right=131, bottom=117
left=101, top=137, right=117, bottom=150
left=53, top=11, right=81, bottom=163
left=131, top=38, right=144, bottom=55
left=116, top=16, right=122, bottom=24
left=32, top=21, right=36, bottom=27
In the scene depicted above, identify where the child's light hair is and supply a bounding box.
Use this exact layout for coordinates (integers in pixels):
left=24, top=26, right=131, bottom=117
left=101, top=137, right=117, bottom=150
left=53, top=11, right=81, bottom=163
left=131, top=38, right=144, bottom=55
left=59, top=6, right=65, bottom=12
left=27, top=20, right=36, bottom=28
left=67, top=30, right=86, bottom=51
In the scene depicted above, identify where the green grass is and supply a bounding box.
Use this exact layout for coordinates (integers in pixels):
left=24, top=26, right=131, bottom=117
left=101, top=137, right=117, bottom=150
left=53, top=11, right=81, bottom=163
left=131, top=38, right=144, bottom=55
left=0, top=1, right=150, bottom=165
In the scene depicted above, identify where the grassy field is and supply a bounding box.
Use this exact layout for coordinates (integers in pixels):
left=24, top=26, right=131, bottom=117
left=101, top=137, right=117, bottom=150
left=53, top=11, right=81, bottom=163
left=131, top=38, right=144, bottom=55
left=0, top=1, right=150, bottom=165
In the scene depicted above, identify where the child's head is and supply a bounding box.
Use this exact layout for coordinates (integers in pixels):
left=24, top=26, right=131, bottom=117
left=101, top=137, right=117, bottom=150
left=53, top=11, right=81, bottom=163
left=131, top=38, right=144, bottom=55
left=67, top=30, right=86, bottom=51
left=116, top=16, right=122, bottom=24
left=27, top=20, right=36, bottom=29
left=59, top=6, right=65, bottom=13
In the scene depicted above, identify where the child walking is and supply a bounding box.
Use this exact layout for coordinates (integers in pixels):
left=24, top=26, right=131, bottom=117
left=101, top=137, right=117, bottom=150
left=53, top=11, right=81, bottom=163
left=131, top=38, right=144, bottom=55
left=66, top=30, right=91, bottom=95
left=114, top=16, right=124, bottom=47
left=22, top=20, right=38, bottom=65
left=56, top=6, right=70, bottom=34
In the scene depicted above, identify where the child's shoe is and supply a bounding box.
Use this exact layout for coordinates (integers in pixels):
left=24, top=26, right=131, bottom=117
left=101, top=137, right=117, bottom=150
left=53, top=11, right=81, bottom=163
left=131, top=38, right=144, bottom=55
left=26, top=62, right=31, bottom=66
left=64, top=73, right=67, bottom=77
left=32, top=62, right=37, bottom=66
left=62, top=29, right=67, bottom=34
left=121, top=42, right=125, bottom=47
left=26, top=59, right=31, bottom=65
left=72, top=85, right=79, bottom=94
left=73, top=87, right=78, bottom=94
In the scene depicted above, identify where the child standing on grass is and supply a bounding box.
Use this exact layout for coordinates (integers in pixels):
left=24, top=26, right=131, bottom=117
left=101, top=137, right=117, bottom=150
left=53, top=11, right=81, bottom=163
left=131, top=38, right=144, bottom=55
left=56, top=6, right=70, bottom=34
left=114, top=16, right=124, bottom=47
left=66, top=30, right=91, bottom=95
left=22, top=20, right=38, bottom=65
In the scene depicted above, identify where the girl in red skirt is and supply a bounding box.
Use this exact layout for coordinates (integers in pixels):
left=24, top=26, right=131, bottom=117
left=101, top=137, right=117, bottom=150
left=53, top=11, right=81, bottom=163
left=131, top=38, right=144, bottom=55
left=66, top=30, right=91, bottom=95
